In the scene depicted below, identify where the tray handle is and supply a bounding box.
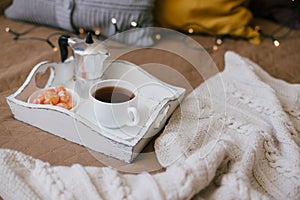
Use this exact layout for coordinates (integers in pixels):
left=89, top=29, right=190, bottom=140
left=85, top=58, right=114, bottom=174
left=9, top=61, right=57, bottom=101
left=28, top=62, right=56, bottom=90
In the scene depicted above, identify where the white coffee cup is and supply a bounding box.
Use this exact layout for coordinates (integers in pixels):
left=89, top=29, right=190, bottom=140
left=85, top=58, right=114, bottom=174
left=89, top=79, right=140, bottom=129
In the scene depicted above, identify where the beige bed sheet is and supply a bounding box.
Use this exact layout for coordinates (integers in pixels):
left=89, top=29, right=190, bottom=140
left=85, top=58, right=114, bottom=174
left=0, top=15, right=299, bottom=170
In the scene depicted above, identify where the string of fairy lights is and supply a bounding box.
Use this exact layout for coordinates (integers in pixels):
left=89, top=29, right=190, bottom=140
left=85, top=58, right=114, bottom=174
left=4, top=0, right=298, bottom=52
left=4, top=17, right=141, bottom=51
left=4, top=26, right=64, bottom=52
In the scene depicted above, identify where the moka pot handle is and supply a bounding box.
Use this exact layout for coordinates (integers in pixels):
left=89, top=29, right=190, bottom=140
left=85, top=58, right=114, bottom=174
left=58, top=35, right=70, bottom=62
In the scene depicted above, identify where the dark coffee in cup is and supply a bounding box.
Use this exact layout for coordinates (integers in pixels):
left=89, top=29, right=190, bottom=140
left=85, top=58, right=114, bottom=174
left=90, top=79, right=140, bottom=128
left=93, top=86, right=135, bottom=103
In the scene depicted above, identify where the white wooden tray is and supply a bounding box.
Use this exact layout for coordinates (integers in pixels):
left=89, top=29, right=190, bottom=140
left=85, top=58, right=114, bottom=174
left=6, top=60, right=185, bottom=163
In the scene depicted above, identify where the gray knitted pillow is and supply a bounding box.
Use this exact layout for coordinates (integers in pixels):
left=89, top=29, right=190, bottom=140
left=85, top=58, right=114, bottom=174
left=5, top=0, right=155, bottom=37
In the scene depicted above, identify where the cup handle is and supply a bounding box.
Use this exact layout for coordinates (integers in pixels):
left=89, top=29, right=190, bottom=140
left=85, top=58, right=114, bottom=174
left=126, top=107, right=140, bottom=126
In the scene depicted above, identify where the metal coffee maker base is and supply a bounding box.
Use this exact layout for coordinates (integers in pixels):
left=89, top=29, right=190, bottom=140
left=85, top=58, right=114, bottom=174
left=74, top=76, right=101, bottom=99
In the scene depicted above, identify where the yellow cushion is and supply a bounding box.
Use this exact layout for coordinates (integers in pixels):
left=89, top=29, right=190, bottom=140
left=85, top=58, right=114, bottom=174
left=154, top=0, right=261, bottom=44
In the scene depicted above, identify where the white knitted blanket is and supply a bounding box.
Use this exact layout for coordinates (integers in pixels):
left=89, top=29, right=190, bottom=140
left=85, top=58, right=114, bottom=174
left=1, top=51, right=300, bottom=200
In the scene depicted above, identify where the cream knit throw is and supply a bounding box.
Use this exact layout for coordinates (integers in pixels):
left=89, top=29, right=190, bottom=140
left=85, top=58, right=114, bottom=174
left=1, top=51, right=300, bottom=199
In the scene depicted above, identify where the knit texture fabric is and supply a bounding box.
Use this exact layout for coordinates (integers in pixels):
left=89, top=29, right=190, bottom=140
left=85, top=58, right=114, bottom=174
left=5, top=0, right=155, bottom=37
left=1, top=51, right=299, bottom=199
